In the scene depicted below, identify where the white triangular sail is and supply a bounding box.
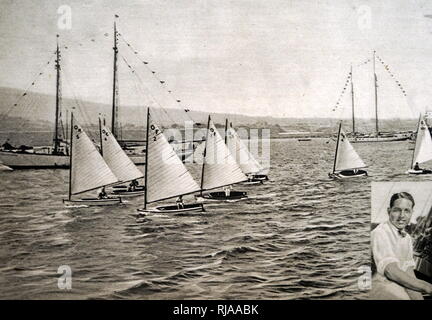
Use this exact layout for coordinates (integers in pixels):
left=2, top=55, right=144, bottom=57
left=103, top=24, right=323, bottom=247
left=146, top=116, right=201, bottom=203
left=226, top=126, right=263, bottom=175
left=334, top=127, right=366, bottom=172
left=412, top=118, right=432, bottom=167
left=71, top=122, right=118, bottom=195
left=100, top=125, right=143, bottom=182
left=202, top=119, right=247, bottom=190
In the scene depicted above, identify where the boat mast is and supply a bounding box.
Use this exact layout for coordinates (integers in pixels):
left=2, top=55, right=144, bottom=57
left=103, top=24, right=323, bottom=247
left=68, top=113, right=74, bottom=201
left=224, top=118, right=228, bottom=144
left=200, top=115, right=211, bottom=196
left=111, top=21, right=119, bottom=139
left=53, top=35, right=61, bottom=154
left=373, top=50, right=379, bottom=135
left=333, top=121, right=342, bottom=174
left=143, top=108, right=150, bottom=210
left=99, top=118, right=103, bottom=156
left=411, top=114, right=422, bottom=169
left=351, top=65, right=355, bottom=134
left=65, top=109, right=69, bottom=154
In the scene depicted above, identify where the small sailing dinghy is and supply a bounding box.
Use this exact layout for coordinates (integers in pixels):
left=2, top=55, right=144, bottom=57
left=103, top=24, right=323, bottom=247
left=225, top=121, right=268, bottom=185
left=63, top=115, right=121, bottom=206
left=137, top=109, right=204, bottom=214
left=195, top=116, right=248, bottom=201
left=406, top=115, right=432, bottom=175
left=99, top=120, right=145, bottom=197
left=329, top=122, right=368, bottom=179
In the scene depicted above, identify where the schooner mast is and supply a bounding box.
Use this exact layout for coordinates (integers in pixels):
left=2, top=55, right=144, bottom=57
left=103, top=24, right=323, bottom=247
left=373, top=50, right=379, bottom=135
left=111, top=21, right=119, bottom=139
left=53, top=35, right=62, bottom=155
left=347, top=51, right=411, bottom=143
left=350, top=65, right=355, bottom=134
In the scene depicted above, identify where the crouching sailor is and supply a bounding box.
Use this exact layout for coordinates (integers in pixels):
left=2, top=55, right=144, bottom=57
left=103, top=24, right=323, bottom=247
left=97, top=187, right=108, bottom=199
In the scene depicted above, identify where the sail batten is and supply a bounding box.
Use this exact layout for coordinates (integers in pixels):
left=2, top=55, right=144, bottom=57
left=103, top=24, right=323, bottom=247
left=100, top=125, right=143, bottom=182
left=146, top=115, right=200, bottom=203
left=412, top=117, right=432, bottom=167
left=202, top=120, right=247, bottom=190
left=71, top=122, right=118, bottom=195
left=334, top=126, right=366, bottom=172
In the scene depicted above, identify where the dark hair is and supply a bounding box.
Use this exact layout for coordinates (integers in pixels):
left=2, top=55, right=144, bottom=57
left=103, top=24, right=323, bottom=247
left=389, top=192, right=415, bottom=208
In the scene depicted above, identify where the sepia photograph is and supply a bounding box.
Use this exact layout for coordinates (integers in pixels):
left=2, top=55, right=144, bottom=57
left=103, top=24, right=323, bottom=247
left=0, top=0, right=432, bottom=306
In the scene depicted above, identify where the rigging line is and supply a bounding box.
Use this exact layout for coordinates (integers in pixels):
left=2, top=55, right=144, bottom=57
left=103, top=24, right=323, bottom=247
left=8, top=93, right=35, bottom=125
left=356, top=58, right=372, bottom=68
left=375, top=55, right=407, bottom=96
left=117, top=32, right=194, bottom=122
left=0, top=51, right=57, bottom=121
left=8, top=93, right=40, bottom=140
left=3, top=96, right=44, bottom=138
left=61, top=68, right=98, bottom=141
left=3, top=55, right=56, bottom=120
left=331, top=70, right=351, bottom=114
left=60, top=68, right=87, bottom=125
left=119, top=55, right=179, bottom=128
left=129, top=66, right=147, bottom=129
left=119, top=55, right=167, bottom=113
left=11, top=80, right=43, bottom=131
left=375, top=55, right=415, bottom=120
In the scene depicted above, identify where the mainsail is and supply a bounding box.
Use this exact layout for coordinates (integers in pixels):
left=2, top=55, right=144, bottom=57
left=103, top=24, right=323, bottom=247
left=201, top=118, right=247, bottom=190
left=70, top=121, right=119, bottom=195
left=100, top=124, right=143, bottom=182
left=334, top=125, right=366, bottom=172
left=226, top=126, right=263, bottom=175
left=146, top=114, right=201, bottom=203
left=412, top=117, right=432, bottom=167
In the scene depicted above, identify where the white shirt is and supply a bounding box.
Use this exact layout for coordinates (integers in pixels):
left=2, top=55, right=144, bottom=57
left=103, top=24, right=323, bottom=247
left=371, top=220, right=416, bottom=275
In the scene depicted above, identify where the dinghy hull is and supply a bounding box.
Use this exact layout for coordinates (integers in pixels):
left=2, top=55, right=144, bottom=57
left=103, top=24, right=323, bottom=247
left=0, top=151, right=69, bottom=168
left=350, top=133, right=411, bottom=143
left=329, top=170, right=368, bottom=179
left=137, top=203, right=204, bottom=214
left=0, top=150, right=145, bottom=168
left=63, top=197, right=122, bottom=206
left=111, top=186, right=145, bottom=197
left=241, top=180, right=264, bottom=185
left=196, top=191, right=248, bottom=201
left=251, top=174, right=269, bottom=181
left=406, top=169, right=432, bottom=175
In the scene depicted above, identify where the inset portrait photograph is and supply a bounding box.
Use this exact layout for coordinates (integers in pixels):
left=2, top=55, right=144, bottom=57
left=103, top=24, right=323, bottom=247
left=370, top=182, right=432, bottom=300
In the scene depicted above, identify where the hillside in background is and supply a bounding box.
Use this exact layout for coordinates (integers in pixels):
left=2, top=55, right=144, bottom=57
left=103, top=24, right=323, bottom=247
left=0, top=87, right=418, bottom=141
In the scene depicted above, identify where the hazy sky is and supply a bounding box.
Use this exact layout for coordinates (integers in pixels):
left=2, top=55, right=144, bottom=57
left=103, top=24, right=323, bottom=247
left=1, top=0, right=432, bottom=119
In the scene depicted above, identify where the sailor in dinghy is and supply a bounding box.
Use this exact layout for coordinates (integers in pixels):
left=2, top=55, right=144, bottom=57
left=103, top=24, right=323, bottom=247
left=137, top=109, right=204, bottom=214
left=98, top=120, right=146, bottom=197
left=329, top=121, right=368, bottom=179
left=195, top=116, right=249, bottom=202
left=406, top=115, right=432, bottom=175
left=63, top=115, right=122, bottom=206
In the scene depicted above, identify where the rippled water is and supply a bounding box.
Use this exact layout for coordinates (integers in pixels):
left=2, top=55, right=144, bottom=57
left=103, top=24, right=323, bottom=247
left=0, top=138, right=421, bottom=299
